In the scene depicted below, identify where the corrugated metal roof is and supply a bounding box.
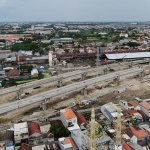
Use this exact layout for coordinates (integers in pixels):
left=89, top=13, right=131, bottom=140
left=102, top=102, right=118, bottom=113
left=105, top=52, right=150, bottom=60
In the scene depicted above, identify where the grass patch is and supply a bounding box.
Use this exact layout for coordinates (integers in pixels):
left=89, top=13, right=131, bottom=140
left=38, top=72, right=52, bottom=79
left=16, top=78, right=38, bottom=84
left=42, top=73, right=51, bottom=78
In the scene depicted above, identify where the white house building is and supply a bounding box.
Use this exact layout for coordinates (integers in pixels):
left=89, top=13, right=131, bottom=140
left=60, top=108, right=80, bottom=131
left=58, top=137, right=78, bottom=150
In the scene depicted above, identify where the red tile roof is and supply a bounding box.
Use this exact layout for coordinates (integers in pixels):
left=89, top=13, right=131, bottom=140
left=122, top=125, right=127, bottom=130
left=129, top=110, right=138, bottom=115
left=47, top=131, right=54, bottom=138
left=122, top=142, right=132, bottom=150
left=63, top=108, right=76, bottom=120
left=18, top=144, right=31, bottom=150
left=129, top=101, right=138, bottom=107
left=75, top=112, right=88, bottom=127
left=130, top=127, right=137, bottom=133
left=65, top=138, right=77, bottom=149
left=140, top=101, right=150, bottom=110
left=28, top=122, right=41, bottom=136
left=5, top=69, right=19, bottom=77
left=133, top=130, right=148, bottom=138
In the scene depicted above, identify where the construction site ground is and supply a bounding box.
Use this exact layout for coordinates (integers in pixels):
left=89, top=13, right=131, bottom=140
left=0, top=65, right=150, bottom=131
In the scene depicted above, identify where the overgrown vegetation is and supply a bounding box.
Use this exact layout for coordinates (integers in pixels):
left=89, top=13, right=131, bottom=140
left=50, top=123, right=70, bottom=140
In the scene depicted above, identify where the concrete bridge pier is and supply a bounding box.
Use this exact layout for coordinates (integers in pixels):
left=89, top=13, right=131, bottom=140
left=40, top=101, right=46, bottom=111
left=17, top=91, right=21, bottom=100
left=58, top=80, right=62, bottom=87
left=81, top=86, right=87, bottom=95
left=113, top=76, right=120, bottom=86
left=128, top=64, right=132, bottom=69
left=81, top=73, right=86, bottom=81
left=103, top=68, right=107, bottom=75
left=139, top=70, right=144, bottom=79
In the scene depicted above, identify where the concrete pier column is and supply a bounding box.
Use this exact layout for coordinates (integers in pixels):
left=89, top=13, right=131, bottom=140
left=40, top=102, right=46, bottom=111
left=17, top=91, right=21, bottom=100
left=113, top=76, right=120, bottom=86
left=128, top=64, right=132, bottom=69
left=81, top=73, right=86, bottom=81
left=81, top=86, right=87, bottom=95
left=139, top=70, right=144, bottom=79
left=58, top=80, right=62, bottom=87
left=103, top=68, right=107, bottom=75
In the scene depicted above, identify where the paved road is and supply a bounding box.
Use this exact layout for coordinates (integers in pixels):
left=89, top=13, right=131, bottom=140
left=0, top=58, right=149, bottom=96
left=0, top=67, right=143, bottom=115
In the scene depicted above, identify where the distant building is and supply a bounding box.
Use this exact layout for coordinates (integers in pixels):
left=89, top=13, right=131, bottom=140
left=5, top=69, right=20, bottom=78
left=31, top=69, right=38, bottom=77
left=63, top=30, right=80, bottom=33
left=51, top=38, right=73, bottom=42
left=120, top=33, right=128, bottom=38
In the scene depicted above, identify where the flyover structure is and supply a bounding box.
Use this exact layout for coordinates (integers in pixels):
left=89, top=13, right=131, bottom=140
left=0, top=67, right=144, bottom=115
left=0, top=58, right=149, bottom=97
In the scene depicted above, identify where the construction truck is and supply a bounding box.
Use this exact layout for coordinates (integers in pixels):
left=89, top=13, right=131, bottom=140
left=73, top=99, right=85, bottom=108
left=73, top=98, right=97, bottom=108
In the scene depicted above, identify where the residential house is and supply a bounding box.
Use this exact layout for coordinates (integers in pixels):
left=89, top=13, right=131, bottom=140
left=128, top=110, right=143, bottom=123
left=46, top=142, right=59, bottom=150
left=122, top=142, right=132, bottom=150
left=127, top=143, right=144, bottom=150
left=70, top=112, right=89, bottom=150
left=31, top=69, right=38, bottom=77
left=40, top=124, right=54, bottom=143
left=58, top=137, right=78, bottom=150
left=5, top=69, right=20, bottom=78
left=28, top=122, right=41, bottom=138
left=79, top=49, right=85, bottom=53
left=119, top=100, right=134, bottom=110
left=56, top=49, right=65, bottom=54
left=14, top=122, right=29, bottom=147
left=129, top=101, right=140, bottom=110
left=18, top=144, right=31, bottom=150
left=139, top=101, right=150, bottom=119
left=125, top=126, right=149, bottom=146
left=5, top=141, right=14, bottom=150
left=32, top=144, right=46, bottom=150
left=120, top=33, right=128, bottom=38
left=60, top=108, right=80, bottom=131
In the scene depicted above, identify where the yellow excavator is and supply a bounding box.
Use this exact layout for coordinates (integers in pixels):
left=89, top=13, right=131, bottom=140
left=75, top=99, right=84, bottom=108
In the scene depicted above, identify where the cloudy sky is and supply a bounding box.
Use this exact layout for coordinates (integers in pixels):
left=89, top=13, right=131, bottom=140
left=0, top=0, right=150, bottom=22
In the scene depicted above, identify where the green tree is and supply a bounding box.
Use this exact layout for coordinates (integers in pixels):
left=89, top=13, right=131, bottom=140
left=27, top=65, right=33, bottom=73
left=50, top=123, right=70, bottom=140
left=39, top=49, right=44, bottom=55
left=0, top=39, right=5, bottom=43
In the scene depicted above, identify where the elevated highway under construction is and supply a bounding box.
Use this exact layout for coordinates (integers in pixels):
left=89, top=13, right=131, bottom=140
left=0, top=58, right=150, bottom=98
left=0, top=67, right=145, bottom=115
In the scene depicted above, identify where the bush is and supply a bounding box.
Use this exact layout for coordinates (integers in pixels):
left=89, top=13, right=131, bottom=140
left=50, top=123, right=70, bottom=140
